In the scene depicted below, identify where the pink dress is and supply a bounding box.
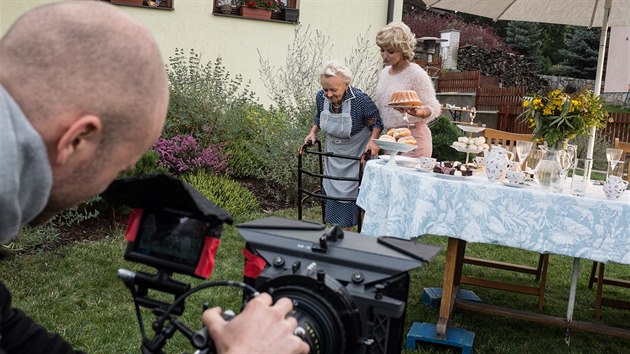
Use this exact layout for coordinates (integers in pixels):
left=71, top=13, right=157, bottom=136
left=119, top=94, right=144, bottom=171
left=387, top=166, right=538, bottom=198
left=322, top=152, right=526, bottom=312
left=374, top=63, right=441, bottom=158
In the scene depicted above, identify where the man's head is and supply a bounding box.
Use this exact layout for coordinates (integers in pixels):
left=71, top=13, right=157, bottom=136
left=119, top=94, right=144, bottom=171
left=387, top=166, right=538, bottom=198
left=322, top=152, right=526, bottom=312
left=0, top=1, right=168, bottom=223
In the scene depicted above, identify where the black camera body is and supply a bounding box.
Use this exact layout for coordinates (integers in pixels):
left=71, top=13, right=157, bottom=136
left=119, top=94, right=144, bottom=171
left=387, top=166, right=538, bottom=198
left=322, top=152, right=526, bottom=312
left=239, top=217, right=439, bottom=354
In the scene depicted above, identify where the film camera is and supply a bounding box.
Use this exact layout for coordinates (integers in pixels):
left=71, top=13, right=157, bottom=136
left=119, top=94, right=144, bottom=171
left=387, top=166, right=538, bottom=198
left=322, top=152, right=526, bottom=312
left=102, top=174, right=440, bottom=354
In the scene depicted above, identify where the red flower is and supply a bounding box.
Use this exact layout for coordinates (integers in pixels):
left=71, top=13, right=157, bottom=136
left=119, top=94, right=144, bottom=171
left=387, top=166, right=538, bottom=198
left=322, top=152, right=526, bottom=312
left=241, top=0, right=282, bottom=10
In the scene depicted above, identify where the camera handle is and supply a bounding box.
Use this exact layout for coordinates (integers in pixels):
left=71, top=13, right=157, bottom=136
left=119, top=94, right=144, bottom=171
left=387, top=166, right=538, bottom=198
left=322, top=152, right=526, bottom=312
left=119, top=269, right=258, bottom=354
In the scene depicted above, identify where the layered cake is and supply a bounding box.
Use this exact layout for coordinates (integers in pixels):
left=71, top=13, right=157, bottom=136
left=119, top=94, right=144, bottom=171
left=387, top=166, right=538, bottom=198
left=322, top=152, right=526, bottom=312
left=388, top=90, right=422, bottom=107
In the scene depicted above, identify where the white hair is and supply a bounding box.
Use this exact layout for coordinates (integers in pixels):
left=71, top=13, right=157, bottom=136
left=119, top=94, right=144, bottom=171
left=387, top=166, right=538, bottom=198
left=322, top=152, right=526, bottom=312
left=320, top=60, right=352, bottom=84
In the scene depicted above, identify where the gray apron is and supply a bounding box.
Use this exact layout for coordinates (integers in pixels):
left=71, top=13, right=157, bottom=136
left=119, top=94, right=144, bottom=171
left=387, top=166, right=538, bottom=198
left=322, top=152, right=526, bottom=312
left=320, top=99, right=370, bottom=201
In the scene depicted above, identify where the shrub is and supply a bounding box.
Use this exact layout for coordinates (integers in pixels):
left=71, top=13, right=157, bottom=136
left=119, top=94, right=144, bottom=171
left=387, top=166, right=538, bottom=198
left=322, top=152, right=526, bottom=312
left=5, top=224, right=60, bottom=254
left=9, top=196, right=103, bottom=254
left=153, top=134, right=230, bottom=175
left=165, top=48, right=256, bottom=146
left=430, top=116, right=467, bottom=162
left=570, top=132, right=609, bottom=172
left=404, top=11, right=512, bottom=52
left=258, top=25, right=381, bottom=125
left=119, top=150, right=169, bottom=178
left=183, top=172, right=260, bottom=216
left=52, top=196, right=102, bottom=228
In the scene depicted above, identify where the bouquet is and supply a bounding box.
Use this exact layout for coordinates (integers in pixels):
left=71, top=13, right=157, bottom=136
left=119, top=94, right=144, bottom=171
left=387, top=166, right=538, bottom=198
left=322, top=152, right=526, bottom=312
left=519, top=89, right=610, bottom=149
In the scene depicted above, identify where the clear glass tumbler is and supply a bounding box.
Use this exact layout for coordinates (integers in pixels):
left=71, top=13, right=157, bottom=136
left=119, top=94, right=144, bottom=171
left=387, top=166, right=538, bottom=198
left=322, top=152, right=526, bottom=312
left=570, top=159, right=592, bottom=197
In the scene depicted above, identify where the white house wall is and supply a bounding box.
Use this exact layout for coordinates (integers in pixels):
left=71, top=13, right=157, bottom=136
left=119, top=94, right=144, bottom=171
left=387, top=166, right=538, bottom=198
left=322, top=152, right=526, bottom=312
left=604, top=27, right=630, bottom=93
left=1, top=0, right=403, bottom=106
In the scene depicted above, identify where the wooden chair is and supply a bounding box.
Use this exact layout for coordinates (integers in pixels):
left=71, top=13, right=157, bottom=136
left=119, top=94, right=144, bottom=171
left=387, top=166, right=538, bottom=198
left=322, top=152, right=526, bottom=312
left=460, top=129, right=549, bottom=310
left=588, top=137, right=630, bottom=319
left=483, top=128, right=534, bottom=151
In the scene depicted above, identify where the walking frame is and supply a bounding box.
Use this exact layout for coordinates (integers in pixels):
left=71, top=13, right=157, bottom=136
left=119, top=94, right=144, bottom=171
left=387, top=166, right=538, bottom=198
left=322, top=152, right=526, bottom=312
left=297, top=140, right=371, bottom=233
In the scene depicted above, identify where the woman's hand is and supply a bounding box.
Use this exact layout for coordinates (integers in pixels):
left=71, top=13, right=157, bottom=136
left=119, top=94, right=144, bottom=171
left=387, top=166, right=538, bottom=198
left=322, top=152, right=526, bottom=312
left=304, top=132, right=317, bottom=145
left=395, top=106, right=431, bottom=118
left=366, top=140, right=380, bottom=156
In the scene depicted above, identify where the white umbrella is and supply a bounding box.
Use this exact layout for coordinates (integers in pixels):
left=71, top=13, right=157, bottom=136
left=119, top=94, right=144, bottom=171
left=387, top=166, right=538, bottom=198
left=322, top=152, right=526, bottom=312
left=425, top=0, right=630, bottom=160
left=424, top=0, right=630, bottom=337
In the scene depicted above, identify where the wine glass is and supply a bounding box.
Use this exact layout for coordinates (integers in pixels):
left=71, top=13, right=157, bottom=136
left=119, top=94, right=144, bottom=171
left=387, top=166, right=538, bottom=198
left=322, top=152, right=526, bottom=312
left=606, top=148, right=623, bottom=180
left=515, top=141, right=533, bottom=170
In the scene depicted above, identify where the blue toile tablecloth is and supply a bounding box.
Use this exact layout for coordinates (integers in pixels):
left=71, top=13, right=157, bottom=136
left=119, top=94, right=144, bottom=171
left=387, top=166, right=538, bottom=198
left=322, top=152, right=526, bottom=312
left=357, top=159, right=630, bottom=264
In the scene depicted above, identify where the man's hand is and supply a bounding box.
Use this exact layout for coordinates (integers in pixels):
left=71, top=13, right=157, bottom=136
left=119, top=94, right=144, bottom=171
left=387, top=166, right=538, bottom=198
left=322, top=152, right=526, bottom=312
left=203, top=293, right=310, bottom=354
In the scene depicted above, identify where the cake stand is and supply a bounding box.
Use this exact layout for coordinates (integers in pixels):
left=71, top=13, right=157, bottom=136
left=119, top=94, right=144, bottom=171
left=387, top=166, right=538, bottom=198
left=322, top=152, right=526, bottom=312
left=374, top=139, right=417, bottom=168
left=452, top=123, right=486, bottom=165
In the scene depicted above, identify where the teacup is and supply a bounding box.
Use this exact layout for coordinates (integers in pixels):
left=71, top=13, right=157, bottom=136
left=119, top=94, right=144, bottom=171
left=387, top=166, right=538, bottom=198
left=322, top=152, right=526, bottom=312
left=506, top=170, right=526, bottom=185
left=475, top=156, right=485, bottom=167
left=603, top=176, right=628, bottom=200
left=418, top=157, right=437, bottom=170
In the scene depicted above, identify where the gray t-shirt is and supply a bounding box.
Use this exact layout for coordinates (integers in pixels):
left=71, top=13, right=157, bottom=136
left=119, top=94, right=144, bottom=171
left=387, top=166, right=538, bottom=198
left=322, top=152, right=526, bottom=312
left=0, top=85, right=52, bottom=244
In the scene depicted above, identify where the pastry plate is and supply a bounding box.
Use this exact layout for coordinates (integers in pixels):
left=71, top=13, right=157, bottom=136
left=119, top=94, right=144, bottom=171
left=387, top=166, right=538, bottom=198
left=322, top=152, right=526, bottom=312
left=432, top=173, right=469, bottom=181
left=503, top=182, right=528, bottom=188
left=388, top=104, right=422, bottom=109
left=450, top=144, right=484, bottom=154
left=414, top=166, right=433, bottom=173
left=375, top=155, right=418, bottom=168
left=374, top=139, right=417, bottom=152
left=456, top=124, right=486, bottom=133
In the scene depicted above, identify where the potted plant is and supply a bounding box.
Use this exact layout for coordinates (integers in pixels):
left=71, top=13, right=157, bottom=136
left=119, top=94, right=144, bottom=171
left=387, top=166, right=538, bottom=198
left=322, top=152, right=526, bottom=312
left=219, top=0, right=233, bottom=14
left=239, top=0, right=282, bottom=20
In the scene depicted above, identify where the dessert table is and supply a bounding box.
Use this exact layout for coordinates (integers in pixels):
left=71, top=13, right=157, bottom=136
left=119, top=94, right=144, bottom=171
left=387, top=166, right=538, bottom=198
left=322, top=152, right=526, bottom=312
left=356, top=159, right=630, bottom=339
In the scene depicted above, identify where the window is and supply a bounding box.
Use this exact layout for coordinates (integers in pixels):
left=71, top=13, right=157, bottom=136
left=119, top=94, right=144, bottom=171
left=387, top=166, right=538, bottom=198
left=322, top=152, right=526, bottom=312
left=104, top=0, right=174, bottom=11
left=212, top=0, right=299, bottom=24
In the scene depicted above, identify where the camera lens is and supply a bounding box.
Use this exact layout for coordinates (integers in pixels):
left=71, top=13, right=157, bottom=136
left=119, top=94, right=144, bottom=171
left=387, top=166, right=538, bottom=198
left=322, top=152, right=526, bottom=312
left=260, top=274, right=362, bottom=354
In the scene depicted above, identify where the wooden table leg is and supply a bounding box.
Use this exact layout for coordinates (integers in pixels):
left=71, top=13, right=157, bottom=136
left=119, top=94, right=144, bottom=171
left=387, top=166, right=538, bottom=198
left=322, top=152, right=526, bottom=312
left=436, top=238, right=467, bottom=339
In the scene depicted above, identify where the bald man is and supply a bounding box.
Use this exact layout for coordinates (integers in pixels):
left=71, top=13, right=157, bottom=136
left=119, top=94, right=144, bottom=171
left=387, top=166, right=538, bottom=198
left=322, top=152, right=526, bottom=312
left=0, top=2, right=308, bottom=354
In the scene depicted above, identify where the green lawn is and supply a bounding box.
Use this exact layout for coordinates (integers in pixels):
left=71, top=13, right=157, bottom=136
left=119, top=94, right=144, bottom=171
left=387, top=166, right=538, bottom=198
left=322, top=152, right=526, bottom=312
left=2, top=207, right=630, bottom=353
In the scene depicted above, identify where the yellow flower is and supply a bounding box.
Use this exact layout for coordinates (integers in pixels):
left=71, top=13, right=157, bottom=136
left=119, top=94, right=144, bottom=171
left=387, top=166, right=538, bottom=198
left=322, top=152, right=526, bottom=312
left=518, top=88, right=609, bottom=148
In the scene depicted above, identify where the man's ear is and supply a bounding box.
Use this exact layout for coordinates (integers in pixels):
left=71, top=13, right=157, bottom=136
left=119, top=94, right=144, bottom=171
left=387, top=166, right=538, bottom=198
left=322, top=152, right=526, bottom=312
left=55, top=115, right=103, bottom=165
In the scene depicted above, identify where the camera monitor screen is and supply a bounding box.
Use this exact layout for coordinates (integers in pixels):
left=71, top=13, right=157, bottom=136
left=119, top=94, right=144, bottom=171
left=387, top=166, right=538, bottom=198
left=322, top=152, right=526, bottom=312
left=125, top=209, right=212, bottom=276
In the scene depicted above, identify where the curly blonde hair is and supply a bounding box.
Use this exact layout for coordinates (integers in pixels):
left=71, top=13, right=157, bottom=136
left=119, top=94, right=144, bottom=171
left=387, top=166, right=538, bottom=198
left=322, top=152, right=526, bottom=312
left=375, top=22, right=416, bottom=61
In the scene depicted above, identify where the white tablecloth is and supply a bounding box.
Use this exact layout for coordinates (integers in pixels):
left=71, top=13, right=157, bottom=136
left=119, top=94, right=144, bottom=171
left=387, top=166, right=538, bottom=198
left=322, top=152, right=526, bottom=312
left=357, top=160, right=630, bottom=264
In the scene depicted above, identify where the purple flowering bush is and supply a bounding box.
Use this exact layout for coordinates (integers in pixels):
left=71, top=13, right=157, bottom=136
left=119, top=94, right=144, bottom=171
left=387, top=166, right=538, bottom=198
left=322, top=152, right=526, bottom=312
left=153, top=134, right=231, bottom=175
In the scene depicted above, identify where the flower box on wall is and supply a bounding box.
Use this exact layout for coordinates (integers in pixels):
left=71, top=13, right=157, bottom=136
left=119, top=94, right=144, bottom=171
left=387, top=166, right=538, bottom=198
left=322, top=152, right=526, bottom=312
left=240, top=6, right=272, bottom=20
left=283, top=8, right=299, bottom=22
left=111, top=0, right=144, bottom=6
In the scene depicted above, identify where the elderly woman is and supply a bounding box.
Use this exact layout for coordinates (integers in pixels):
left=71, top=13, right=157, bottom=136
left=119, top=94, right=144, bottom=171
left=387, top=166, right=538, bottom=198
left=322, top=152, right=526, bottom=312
left=374, top=22, right=441, bottom=158
left=304, top=60, right=383, bottom=230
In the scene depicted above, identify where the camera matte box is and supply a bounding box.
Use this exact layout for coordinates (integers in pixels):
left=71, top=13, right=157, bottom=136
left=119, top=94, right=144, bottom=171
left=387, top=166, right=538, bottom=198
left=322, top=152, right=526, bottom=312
left=238, top=217, right=441, bottom=354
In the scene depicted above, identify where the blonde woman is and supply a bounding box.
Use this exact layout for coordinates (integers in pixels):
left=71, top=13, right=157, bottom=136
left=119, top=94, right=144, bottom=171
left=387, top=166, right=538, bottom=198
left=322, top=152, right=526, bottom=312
left=374, top=22, right=441, bottom=158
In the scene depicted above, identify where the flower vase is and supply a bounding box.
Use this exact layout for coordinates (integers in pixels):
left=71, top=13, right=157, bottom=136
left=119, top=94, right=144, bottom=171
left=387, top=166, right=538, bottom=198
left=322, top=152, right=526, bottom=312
left=240, top=6, right=272, bottom=20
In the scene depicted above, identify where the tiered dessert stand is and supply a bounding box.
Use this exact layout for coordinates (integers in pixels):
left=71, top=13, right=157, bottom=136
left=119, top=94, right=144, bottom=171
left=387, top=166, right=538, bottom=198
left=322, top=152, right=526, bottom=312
left=450, top=123, right=486, bottom=165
